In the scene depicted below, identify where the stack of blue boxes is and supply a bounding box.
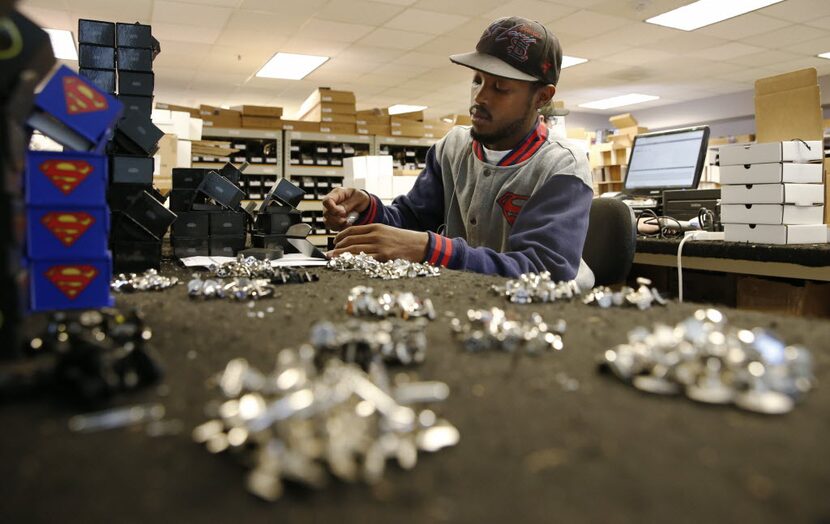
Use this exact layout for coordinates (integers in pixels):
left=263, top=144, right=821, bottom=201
left=25, top=66, right=123, bottom=311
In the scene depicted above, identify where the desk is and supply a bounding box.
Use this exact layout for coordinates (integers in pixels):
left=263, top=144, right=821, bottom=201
left=2, top=265, right=830, bottom=523
left=634, top=238, right=830, bottom=282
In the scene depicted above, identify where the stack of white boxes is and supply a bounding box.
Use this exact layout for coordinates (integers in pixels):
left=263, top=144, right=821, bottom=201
left=719, top=140, right=827, bottom=244
left=343, top=155, right=399, bottom=204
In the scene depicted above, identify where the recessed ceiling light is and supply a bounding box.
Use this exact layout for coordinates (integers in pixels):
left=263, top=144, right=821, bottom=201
left=578, top=94, right=659, bottom=110
left=646, top=0, right=784, bottom=31
left=562, top=55, right=587, bottom=69
left=44, top=29, right=78, bottom=61
left=256, top=52, right=329, bottom=80
left=388, top=104, right=427, bottom=115
left=818, top=52, right=830, bottom=60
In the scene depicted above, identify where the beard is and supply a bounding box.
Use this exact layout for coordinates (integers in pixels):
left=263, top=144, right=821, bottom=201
left=469, top=105, right=537, bottom=146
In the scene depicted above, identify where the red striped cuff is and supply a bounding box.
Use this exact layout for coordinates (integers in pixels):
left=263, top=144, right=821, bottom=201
left=425, top=231, right=454, bottom=268
left=354, top=193, right=379, bottom=225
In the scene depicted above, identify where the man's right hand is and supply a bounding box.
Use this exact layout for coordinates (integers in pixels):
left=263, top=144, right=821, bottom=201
left=322, top=187, right=371, bottom=231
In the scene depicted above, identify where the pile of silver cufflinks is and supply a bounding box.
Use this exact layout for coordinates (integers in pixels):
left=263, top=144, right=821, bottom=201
left=193, top=350, right=459, bottom=501
left=111, top=269, right=179, bottom=293
left=328, top=252, right=441, bottom=280
left=490, top=272, right=580, bottom=304
left=187, top=258, right=318, bottom=301
left=582, top=278, right=667, bottom=310
left=345, top=286, right=436, bottom=321
left=450, top=307, right=566, bottom=354
left=600, top=308, right=815, bottom=415
left=209, top=255, right=278, bottom=279
left=187, top=276, right=278, bottom=301
left=311, top=319, right=429, bottom=368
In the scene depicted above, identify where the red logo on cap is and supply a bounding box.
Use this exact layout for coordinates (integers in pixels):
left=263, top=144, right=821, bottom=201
left=39, top=159, right=94, bottom=194
left=63, top=76, right=108, bottom=115
left=41, top=212, right=95, bottom=247
left=45, top=264, right=99, bottom=299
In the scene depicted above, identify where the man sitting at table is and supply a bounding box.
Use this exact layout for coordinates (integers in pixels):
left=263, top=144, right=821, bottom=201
left=322, top=16, right=595, bottom=289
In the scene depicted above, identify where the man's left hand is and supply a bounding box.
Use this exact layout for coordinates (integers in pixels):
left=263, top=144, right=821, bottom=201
left=327, top=223, right=429, bottom=262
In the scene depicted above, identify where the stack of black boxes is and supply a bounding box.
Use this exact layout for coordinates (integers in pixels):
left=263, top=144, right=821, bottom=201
left=170, top=163, right=249, bottom=258
left=0, top=6, right=55, bottom=357
left=251, top=178, right=314, bottom=257
left=78, top=19, right=175, bottom=273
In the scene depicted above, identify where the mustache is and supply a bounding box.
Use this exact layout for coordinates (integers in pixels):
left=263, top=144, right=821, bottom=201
left=470, top=105, right=491, bottom=119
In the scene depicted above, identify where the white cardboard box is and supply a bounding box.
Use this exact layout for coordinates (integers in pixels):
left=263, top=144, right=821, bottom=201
left=391, top=176, right=417, bottom=197
left=720, top=183, right=824, bottom=205
left=177, top=140, right=192, bottom=168
left=719, top=140, right=822, bottom=166
left=343, top=155, right=393, bottom=199
left=719, top=162, right=823, bottom=185
left=721, top=204, right=825, bottom=225
left=724, top=224, right=828, bottom=244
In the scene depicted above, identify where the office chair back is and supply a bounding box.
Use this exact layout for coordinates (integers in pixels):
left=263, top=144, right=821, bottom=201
left=582, top=198, right=636, bottom=286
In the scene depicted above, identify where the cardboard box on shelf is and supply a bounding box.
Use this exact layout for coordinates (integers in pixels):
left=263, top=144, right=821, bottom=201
left=318, top=123, right=356, bottom=135
left=737, top=276, right=830, bottom=318
left=357, top=108, right=389, bottom=117
left=719, top=140, right=823, bottom=166
left=155, top=102, right=199, bottom=118
left=299, top=102, right=357, bottom=122
left=356, top=114, right=390, bottom=126
left=297, top=88, right=356, bottom=119
left=199, top=105, right=242, bottom=128
left=390, top=120, right=425, bottom=138
left=708, top=134, right=755, bottom=146
left=356, top=124, right=391, bottom=136
left=231, top=105, right=283, bottom=118
left=609, top=113, right=638, bottom=129
left=392, top=110, right=424, bottom=121
left=755, top=68, right=823, bottom=144
left=423, top=119, right=453, bottom=136
left=241, top=116, right=282, bottom=129
left=724, top=223, right=828, bottom=244
left=281, top=120, right=320, bottom=133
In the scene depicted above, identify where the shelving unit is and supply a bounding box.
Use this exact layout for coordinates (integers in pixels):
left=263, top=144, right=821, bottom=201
left=589, top=142, right=630, bottom=195
left=373, top=135, right=437, bottom=175
left=284, top=131, right=373, bottom=247
left=200, top=127, right=282, bottom=201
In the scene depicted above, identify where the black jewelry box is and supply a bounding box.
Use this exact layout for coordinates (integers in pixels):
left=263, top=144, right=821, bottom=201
left=78, top=19, right=115, bottom=46
left=172, top=211, right=209, bottom=238
left=113, top=114, right=164, bottom=156
left=79, top=44, right=115, bottom=69
left=118, top=71, right=154, bottom=97
left=111, top=155, right=154, bottom=184
left=115, top=22, right=153, bottom=49
left=209, top=211, right=247, bottom=236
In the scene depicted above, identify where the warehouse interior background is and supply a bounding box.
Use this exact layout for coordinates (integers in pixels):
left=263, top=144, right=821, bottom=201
left=17, top=0, right=830, bottom=137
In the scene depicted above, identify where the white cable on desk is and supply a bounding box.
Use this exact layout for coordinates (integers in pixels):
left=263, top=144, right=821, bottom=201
left=676, top=231, right=726, bottom=303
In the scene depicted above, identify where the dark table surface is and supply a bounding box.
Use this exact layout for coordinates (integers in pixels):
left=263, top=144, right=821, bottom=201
left=2, top=263, right=830, bottom=524
left=636, top=237, right=830, bottom=267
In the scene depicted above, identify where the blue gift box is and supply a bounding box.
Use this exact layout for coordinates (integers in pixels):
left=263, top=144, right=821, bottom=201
left=28, top=255, right=114, bottom=312
left=25, top=150, right=108, bottom=207
left=26, top=206, right=110, bottom=260
left=30, top=65, right=123, bottom=153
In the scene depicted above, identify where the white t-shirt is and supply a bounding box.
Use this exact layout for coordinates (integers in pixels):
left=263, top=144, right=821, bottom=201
left=481, top=145, right=511, bottom=165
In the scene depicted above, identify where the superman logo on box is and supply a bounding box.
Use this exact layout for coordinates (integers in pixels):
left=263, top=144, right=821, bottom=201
left=41, top=212, right=95, bottom=247
left=45, top=264, right=99, bottom=299
left=39, top=159, right=94, bottom=194
left=63, top=76, right=109, bottom=115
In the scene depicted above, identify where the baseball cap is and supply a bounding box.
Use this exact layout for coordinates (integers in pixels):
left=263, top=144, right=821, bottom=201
left=450, top=16, right=563, bottom=85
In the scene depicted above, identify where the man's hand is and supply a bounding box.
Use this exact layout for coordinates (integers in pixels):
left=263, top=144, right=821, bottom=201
left=328, top=223, right=429, bottom=262
left=322, top=187, right=371, bottom=231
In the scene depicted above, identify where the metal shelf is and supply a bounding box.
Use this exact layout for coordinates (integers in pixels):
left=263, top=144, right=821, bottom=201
left=285, top=166, right=344, bottom=177
left=202, top=127, right=282, bottom=139
left=374, top=135, right=438, bottom=149
left=284, top=131, right=374, bottom=144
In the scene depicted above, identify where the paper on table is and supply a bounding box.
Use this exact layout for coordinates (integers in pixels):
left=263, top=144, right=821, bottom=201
left=179, top=253, right=328, bottom=268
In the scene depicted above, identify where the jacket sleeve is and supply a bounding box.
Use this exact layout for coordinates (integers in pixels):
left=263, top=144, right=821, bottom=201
left=423, top=174, right=593, bottom=280
left=352, top=145, right=445, bottom=232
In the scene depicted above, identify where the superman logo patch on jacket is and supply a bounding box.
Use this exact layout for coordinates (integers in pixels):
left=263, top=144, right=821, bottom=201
left=63, top=76, right=108, bottom=115
left=45, top=265, right=99, bottom=299
left=41, top=212, right=95, bottom=247
left=39, top=159, right=94, bottom=194
left=497, top=191, right=529, bottom=225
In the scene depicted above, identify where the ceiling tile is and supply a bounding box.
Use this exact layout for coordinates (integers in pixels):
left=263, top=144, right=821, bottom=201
left=21, top=0, right=70, bottom=9
left=358, top=28, right=435, bottom=50
left=484, top=0, right=577, bottom=21
left=415, top=35, right=474, bottom=55
left=724, top=49, right=803, bottom=68
left=783, top=35, right=830, bottom=55
left=17, top=6, right=73, bottom=30
left=650, top=32, right=730, bottom=55
left=299, top=19, right=376, bottom=43
left=565, top=36, right=633, bottom=59
left=315, top=0, right=405, bottom=25
left=222, top=10, right=305, bottom=36
left=758, top=0, right=830, bottom=23
left=280, top=38, right=352, bottom=56
left=412, top=0, right=506, bottom=17
left=66, top=0, right=153, bottom=22
left=697, top=13, right=790, bottom=39
left=687, top=42, right=767, bottom=61
left=587, top=0, right=690, bottom=21
left=383, top=8, right=470, bottom=35
left=369, top=0, right=418, bottom=5
left=239, top=0, right=328, bottom=15
left=540, top=9, right=630, bottom=38
left=603, top=48, right=676, bottom=66
left=805, top=15, right=830, bottom=31
left=334, top=45, right=406, bottom=64
left=742, top=24, right=827, bottom=49
left=395, top=51, right=447, bottom=67
left=592, top=22, right=679, bottom=47
left=152, top=23, right=223, bottom=45
left=152, top=1, right=232, bottom=28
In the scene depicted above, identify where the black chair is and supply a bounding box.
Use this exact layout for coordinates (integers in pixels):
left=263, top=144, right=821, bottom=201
left=582, top=198, right=636, bottom=286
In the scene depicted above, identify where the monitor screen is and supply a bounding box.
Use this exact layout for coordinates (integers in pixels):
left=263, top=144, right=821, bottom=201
left=623, top=126, right=709, bottom=194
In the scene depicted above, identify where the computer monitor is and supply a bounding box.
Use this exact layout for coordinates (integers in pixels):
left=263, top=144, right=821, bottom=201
left=622, top=126, right=710, bottom=197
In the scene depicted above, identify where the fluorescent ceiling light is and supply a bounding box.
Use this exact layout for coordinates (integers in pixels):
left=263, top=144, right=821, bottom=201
left=388, top=104, right=427, bottom=115
left=562, top=55, right=587, bottom=68
left=256, top=52, right=329, bottom=80
left=578, top=93, right=659, bottom=110
left=646, top=0, right=784, bottom=31
left=818, top=52, right=830, bottom=60
left=45, top=29, right=77, bottom=61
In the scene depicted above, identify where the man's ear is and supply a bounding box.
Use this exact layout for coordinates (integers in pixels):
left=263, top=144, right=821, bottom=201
left=536, top=84, right=556, bottom=109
